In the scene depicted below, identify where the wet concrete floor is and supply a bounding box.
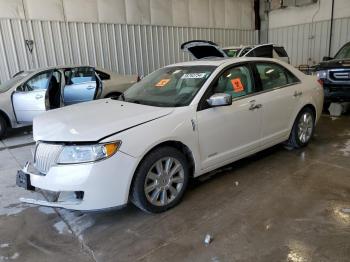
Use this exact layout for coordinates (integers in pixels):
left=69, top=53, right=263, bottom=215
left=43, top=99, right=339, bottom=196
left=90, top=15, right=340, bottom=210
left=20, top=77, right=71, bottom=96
left=0, top=114, right=349, bottom=262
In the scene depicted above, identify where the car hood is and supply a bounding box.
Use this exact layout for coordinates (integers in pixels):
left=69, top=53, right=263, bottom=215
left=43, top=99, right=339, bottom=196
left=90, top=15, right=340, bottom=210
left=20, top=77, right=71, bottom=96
left=33, top=99, right=174, bottom=142
left=317, top=58, right=350, bottom=70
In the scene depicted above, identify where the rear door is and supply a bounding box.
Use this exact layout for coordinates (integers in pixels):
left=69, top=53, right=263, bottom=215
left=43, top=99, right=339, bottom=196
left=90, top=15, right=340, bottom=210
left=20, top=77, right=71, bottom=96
left=12, top=71, right=52, bottom=123
left=253, top=62, right=302, bottom=146
left=181, top=40, right=227, bottom=59
left=63, top=67, right=101, bottom=105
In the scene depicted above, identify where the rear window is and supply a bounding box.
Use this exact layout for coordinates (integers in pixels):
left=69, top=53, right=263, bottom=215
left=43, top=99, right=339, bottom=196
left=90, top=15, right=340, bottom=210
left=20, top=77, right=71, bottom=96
left=274, top=46, right=288, bottom=57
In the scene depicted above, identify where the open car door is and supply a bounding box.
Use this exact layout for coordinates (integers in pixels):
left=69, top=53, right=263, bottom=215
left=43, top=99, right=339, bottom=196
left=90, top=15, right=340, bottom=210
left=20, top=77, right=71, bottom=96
left=181, top=40, right=227, bottom=59
left=243, top=44, right=273, bottom=58
left=12, top=70, right=52, bottom=123
left=63, top=67, right=103, bottom=106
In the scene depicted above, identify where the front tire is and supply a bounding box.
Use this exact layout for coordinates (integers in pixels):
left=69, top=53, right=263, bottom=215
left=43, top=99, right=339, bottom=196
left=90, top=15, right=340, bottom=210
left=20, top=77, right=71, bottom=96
left=285, top=107, right=315, bottom=149
left=0, top=115, right=7, bottom=139
left=131, top=147, right=189, bottom=213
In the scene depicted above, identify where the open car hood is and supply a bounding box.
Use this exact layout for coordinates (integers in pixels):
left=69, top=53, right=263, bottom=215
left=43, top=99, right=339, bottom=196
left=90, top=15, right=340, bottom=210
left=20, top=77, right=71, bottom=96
left=181, top=40, right=227, bottom=59
left=33, top=99, right=174, bottom=142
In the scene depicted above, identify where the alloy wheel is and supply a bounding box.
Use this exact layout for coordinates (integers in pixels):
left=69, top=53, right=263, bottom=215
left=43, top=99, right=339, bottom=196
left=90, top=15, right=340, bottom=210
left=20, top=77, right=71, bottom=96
left=144, top=157, right=185, bottom=207
left=297, top=112, right=313, bottom=143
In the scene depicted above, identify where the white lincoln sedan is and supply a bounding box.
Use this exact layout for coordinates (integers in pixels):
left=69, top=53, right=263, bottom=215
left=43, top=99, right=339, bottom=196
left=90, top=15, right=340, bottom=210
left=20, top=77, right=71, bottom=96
left=17, top=57, right=323, bottom=213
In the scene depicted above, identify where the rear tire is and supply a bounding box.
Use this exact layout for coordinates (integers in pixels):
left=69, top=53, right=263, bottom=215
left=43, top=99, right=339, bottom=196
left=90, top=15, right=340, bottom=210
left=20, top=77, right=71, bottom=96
left=285, top=107, right=315, bottom=149
left=0, top=115, right=7, bottom=139
left=131, top=147, right=189, bottom=213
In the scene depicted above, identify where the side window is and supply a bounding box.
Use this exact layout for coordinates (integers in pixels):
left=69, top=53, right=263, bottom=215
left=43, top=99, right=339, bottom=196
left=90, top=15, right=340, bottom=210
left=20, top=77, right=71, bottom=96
left=256, top=63, right=299, bottom=91
left=22, top=72, right=51, bottom=91
left=66, top=67, right=96, bottom=85
left=213, top=65, right=254, bottom=99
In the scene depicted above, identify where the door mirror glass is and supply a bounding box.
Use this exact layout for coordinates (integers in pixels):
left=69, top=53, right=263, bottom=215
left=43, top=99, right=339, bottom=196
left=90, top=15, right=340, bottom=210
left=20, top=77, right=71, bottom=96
left=207, top=93, right=232, bottom=107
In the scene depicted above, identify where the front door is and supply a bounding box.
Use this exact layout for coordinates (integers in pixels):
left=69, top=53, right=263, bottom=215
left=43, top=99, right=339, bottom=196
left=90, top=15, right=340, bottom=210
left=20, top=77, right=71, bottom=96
left=12, top=71, right=52, bottom=123
left=63, top=67, right=101, bottom=105
left=253, top=62, right=302, bottom=146
left=197, top=64, right=262, bottom=170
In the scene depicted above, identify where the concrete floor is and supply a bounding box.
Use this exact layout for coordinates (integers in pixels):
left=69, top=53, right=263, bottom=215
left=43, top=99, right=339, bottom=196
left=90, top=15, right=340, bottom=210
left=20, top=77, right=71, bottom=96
left=0, top=114, right=350, bottom=262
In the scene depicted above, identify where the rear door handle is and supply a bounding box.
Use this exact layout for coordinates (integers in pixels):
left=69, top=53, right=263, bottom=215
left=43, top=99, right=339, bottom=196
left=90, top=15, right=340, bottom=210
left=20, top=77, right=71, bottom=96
left=35, top=94, right=43, bottom=99
left=86, top=86, right=95, bottom=90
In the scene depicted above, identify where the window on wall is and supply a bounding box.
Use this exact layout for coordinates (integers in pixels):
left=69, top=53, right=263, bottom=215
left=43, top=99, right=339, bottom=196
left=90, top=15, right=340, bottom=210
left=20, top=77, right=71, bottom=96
left=255, top=63, right=300, bottom=91
left=213, top=65, right=254, bottom=99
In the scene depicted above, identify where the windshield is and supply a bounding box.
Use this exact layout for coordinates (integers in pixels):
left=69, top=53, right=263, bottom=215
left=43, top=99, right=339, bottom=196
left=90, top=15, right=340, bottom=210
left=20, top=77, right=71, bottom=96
left=223, top=48, right=241, bottom=57
left=335, top=43, right=350, bottom=59
left=122, top=66, right=216, bottom=107
left=0, top=72, right=30, bottom=93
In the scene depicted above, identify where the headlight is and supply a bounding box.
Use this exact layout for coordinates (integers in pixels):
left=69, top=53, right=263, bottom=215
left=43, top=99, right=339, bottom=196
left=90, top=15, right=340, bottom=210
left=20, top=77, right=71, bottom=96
left=57, top=141, right=121, bottom=164
left=316, top=70, right=327, bottom=79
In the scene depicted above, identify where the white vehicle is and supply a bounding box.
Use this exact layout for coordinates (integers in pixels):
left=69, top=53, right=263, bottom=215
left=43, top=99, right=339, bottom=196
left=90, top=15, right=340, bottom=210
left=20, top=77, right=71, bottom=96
left=222, top=44, right=290, bottom=64
left=17, top=57, right=323, bottom=213
left=0, top=66, right=137, bottom=138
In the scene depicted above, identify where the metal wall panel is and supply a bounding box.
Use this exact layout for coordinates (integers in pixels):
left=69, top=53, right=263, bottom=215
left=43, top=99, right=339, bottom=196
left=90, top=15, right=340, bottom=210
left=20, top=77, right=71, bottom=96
left=269, top=17, right=350, bottom=66
left=0, top=18, right=258, bottom=84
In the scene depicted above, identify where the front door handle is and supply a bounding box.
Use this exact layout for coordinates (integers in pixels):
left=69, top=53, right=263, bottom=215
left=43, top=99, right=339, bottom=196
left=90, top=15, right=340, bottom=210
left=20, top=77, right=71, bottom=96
left=35, top=94, right=43, bottom=99
left=293, top=91, right=303, bottom=97
left=249, top=104, right=262, bottom=110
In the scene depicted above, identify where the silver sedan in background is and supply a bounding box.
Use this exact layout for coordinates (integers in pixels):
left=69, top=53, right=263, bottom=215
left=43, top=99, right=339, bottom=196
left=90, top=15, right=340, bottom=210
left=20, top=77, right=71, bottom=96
left=0, top=66, right=137, bottom=138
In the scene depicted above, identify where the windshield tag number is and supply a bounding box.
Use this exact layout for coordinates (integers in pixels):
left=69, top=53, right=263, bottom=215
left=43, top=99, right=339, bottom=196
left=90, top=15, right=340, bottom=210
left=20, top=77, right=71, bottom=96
left=181, top=73, right=207, bottom=79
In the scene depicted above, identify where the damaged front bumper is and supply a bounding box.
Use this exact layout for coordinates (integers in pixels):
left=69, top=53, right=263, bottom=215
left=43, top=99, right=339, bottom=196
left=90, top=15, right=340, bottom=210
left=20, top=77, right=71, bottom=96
left=16, top=151, right=138, bottom=211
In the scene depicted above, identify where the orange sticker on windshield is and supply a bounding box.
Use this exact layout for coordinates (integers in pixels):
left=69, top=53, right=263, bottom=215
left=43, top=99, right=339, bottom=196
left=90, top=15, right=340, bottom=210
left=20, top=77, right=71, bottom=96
left=231, top=78, right=244, bottom=92
left=155, top=79, right=170, bottom=88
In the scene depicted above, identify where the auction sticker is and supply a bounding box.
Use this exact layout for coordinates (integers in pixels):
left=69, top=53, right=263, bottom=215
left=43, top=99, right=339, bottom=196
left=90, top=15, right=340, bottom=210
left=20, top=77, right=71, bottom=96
left=181, top=73, right=207, bottom=79
left=155, top=79, right=171, bottom=87
left=231, top=78, right=244, bottom=92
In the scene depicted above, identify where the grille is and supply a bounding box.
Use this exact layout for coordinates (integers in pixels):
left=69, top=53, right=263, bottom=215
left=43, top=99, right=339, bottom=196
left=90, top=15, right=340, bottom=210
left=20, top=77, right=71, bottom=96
left=330, top=70, right=350, bottom=81
left=34, top=143, right=63, bottom=174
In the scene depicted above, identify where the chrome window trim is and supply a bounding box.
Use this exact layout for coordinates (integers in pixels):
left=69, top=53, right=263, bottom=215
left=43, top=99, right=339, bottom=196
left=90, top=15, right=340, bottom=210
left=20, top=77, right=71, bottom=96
left=229, top=81, right=302, bottom=104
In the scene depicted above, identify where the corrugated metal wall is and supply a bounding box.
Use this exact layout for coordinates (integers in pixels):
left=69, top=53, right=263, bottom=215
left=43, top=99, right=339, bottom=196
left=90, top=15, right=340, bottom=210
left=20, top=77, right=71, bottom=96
left=0, top=18, right=258, bottom=84
left=268, top=17, right=350, bottom=66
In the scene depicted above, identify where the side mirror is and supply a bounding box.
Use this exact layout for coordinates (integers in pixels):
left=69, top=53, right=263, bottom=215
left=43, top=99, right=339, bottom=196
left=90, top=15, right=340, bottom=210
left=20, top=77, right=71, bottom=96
left=322, top=56, right=333, bottom=61
left=206, top=93, right=232, bottom=107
